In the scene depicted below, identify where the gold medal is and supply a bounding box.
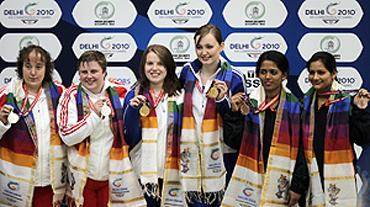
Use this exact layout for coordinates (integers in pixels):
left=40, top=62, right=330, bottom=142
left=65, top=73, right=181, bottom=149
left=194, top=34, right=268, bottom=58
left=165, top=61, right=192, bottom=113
left=139, top=102, right=150, bottom=117
left=207, top=86, right=219, bottom=99
left=240, top=102, right=250, bottom=115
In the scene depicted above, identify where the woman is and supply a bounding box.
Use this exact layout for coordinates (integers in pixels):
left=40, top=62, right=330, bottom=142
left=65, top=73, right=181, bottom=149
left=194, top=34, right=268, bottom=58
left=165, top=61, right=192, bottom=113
left=57, top=50, right=145, bottom=207
left=301, top=51, right=370, bottom=206
left=124, top=44, right=185, bottom=206
left=222, top=51, right=308, bottom=206
left=179, top=23, right=246, bottom=206
left=0, top=45, right=66, bottom=206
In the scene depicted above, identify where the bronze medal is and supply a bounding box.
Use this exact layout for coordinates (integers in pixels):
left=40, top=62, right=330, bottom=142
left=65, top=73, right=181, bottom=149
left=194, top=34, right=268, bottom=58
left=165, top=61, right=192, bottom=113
left=207, top=86, right=219, bottom=99
left=240, top=102, right=250, bottom=115
left=139, top=102, right=150, bottom=117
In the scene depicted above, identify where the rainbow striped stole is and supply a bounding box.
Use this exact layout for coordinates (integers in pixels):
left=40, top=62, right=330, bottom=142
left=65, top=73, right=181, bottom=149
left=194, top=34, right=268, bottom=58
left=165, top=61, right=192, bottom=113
left=71, top=84, right=146, bottom=206
left=181, top=60, right=233, bottom=200
left=222, top=89, right=300, bottom=207
left=302, top=87, right=356, bottom=206
left=138, top=86, right=186, bottom=206
left=0, top=81, right=66, bottom=206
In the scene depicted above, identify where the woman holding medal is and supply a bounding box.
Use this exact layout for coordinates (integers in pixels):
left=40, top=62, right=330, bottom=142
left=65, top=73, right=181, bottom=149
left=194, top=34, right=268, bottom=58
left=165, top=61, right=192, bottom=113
left=123, top=44, right=184, bottom=206
left=0, top=45, right=66, bottom=206
left=222, top=50, right=308, bottom=207
left=57, top=50, right=145, bottom=207
left=178, top=23, right=246, bottom=206
left=301, top=51, right=370, bottom=206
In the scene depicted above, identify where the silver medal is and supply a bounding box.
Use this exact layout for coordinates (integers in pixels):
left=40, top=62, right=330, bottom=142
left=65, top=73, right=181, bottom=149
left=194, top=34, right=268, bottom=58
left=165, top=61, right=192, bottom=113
left=8, top=111, right=19, bottom=124
left=101, top=102, right=111, bottom=117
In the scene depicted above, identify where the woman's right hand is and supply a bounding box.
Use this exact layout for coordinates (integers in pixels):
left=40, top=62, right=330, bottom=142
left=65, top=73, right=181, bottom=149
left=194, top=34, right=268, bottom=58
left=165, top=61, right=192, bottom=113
left=230, top=92, right=245, bottom=112
left=0, top=105, right=13, bottom=125
left=129, top=95, right=146, bottom=108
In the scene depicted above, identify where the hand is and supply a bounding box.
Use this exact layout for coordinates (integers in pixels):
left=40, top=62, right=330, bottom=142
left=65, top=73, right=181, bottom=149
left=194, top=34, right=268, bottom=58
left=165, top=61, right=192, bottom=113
left=353, top=88, right=370, bottom=109
left=213, top=80, right=228, bottom=101
left=93, top=99, right=106, bottom=117
left=287, top=190, right=301, bottom=207
left=129, top=95, right=146, bottom=107
left=0, top=105, right=13, bottom=125
left=230, top=92, right=245, bottom=112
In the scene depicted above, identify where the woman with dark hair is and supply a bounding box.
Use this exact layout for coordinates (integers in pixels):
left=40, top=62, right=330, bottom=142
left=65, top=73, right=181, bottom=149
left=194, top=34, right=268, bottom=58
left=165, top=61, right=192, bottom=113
left=0, top=45, right=66, bottom=206
left=179, top=23, right=246, bottom=206
left=124, top=44, right=185, bottom=206
left=223, top=50, right=308, bottom=206
left=301, top=51, right=370, bottom=206
left=57, top=50, right=145, bottom=207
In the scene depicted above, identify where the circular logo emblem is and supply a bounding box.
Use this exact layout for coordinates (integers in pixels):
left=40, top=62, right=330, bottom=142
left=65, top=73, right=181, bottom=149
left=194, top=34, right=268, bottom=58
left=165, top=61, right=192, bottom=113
left=326, top=2, right=340, bottom=16
left=95, top=1, right=115, bottom=20
left=245, top=1, right=266, bottom=20
left=170, top=35, right=190, bottom=53
left=250, top=36, right=264, bottom=49
left=100, top=36, right=113, bottom=49
left=320, top=35, right=341, bottom=53
left=25, top=3, right=38, bottom=16
left=19, top=36, right=40, bottom=49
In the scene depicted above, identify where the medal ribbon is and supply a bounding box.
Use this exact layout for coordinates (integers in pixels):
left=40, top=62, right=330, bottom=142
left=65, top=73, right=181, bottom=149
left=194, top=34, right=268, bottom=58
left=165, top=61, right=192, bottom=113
left=19, top=85, right=43, bottom=116
left=255, top=95, right=279, bottom=113
left=149, top=89, right=164, bottom=109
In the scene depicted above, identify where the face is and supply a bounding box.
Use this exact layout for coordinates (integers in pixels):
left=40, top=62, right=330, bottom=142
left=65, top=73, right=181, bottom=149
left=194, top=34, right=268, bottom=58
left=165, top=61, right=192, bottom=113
left=258, top=60, right=286, bottom=96
left=144, top=51, right=167, bottom=88
left=79, top=61, right=106, bottom=94
left=308, top=60, right=335, bottom=92
left=22, top=50, right=46, bottom=91
left=195, top=33, right=224, bottom=66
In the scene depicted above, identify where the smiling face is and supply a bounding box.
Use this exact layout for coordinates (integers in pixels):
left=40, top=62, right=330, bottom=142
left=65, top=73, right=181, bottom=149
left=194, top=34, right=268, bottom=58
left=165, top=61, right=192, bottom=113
left=258, top=60, right=286, bottom=97
left=144, top=51, right=167, bottom=89
left=195, top=33, right=224, bottom=67
left=79, top=61, right=106, bottom=94
left=308, top=60, right=336, bottom=92
left=22, top=50, right=46, bottom=92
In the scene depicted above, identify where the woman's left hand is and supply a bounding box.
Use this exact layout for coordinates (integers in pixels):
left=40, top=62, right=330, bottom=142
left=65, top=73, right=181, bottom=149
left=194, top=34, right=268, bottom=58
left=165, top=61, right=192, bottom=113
left=213, top=79, right=228, bottom=101
left=354, top=88, right=370, bottom=109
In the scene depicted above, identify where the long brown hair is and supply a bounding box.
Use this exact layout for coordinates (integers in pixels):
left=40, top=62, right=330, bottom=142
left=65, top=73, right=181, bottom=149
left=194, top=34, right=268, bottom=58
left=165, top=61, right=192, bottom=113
left=139, top=44, right=181, bottom=96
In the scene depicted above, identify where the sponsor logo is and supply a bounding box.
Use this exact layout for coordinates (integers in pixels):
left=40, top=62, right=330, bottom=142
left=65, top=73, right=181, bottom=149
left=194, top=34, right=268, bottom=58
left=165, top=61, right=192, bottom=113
left=72, top=67, right=136, bottom=88
left=245, top=1, right=265, bottom=19
left=7, top=181, right=20, bottom=191
left=18, top=35, right=40, bottom=49
left=223, top=0, right=287, bottom=28
left=298, top=33, right=362, bottom=62
left=0, top=0, right=61, bottom=28
left=0, top=33, right=62, bottom=62
left=170, top=35, right=190, bottom=53
left=95, top=1, right=115, bottom=20
left=72, top=33, right=137, bottom=62
left=298, top=1, right=363, bottom=28
left=320, top=35, right=341, bottom=53
left=224, top=33, right=287, bottom=62
left=111, top=178, right=129, bottom=198
left=148, top=0, right=211, bottom=28
left=149, top=33, right=196, bottom=62
left=72, top=0, right=136, bottom=28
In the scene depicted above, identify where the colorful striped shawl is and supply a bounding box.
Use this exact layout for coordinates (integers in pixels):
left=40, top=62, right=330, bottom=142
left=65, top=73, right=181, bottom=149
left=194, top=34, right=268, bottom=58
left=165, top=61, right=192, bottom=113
left=0, top=80, right=66, bottom=207
left=66, top=84, right=145, bottom=207
left=302, top=86, right=356, bottom=206
left=222, top=88, right=300, bottom=207
left=136, top=86, right=186, bottom=206
left=180, top=60, right=233, bottom=202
